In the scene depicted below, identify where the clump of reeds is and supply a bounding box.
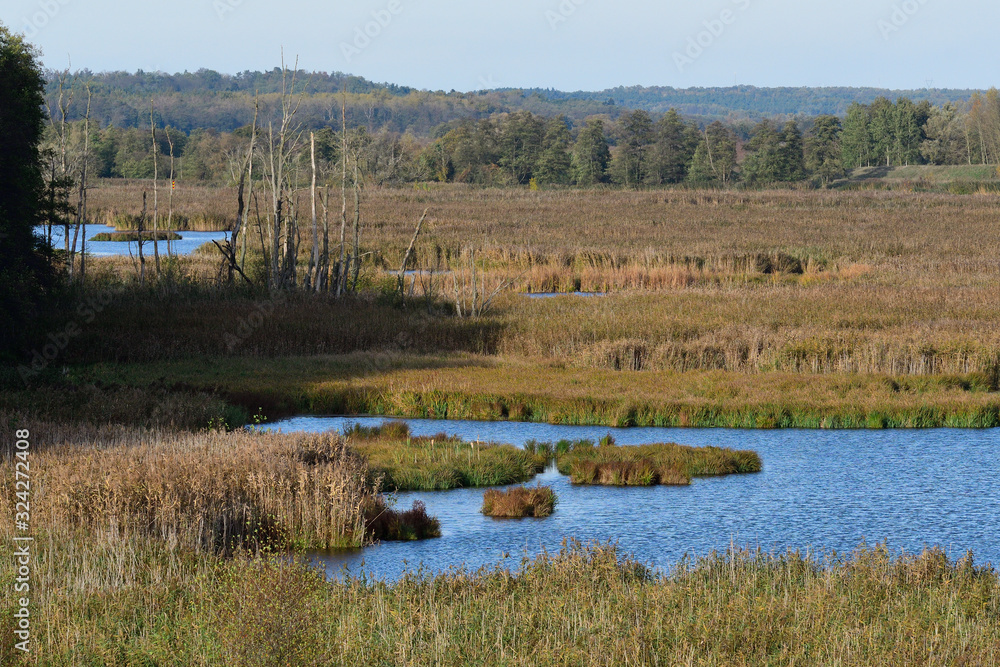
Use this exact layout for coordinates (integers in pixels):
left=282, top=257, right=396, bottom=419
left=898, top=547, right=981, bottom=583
left=0, top=415, right=439, bottom=554
left=481, top=484, right=557, bottom=518
left=345, top=420, right=547, bottom=490
left=90, top=230, right=183, bottom=242
left=555, top=441, right=761, bottom=486
left=364, top=500, right=441, bottom=540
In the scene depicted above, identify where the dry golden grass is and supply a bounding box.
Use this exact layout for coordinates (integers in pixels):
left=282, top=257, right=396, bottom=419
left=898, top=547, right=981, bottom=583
left=70, top=182, right=1000, bottom=382
left=481, top=484, right=557, bottom=518
left=0, top=414, right=436, bottom=553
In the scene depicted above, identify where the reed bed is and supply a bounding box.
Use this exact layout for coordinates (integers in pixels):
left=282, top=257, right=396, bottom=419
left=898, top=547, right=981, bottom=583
left=89, top=230, right=183, bottom=242
left=49, top=277, right=1000, bottom=378
left=553, top=440, right=762, bottom=486
left=481, top=484, right=557, bottom=518
left=0, top=415, right=438, bottom=552
left=345, top=421, right=547, bottom=491
left=73, top=352, right=1000, bottom=429
left=5, top=539, right=998, bottom=664
left=88, top=179, right=235, bottom=231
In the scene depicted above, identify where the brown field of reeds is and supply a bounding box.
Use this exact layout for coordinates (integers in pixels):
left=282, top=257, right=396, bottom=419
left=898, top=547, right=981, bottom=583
left=481, top=484, right=557, bottom=518
left=0, top=414, right=439, bottom=552
left=65, top=182, right=1000, bottom=388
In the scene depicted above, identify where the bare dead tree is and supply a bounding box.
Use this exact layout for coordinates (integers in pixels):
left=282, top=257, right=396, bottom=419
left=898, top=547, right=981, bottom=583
left=165, top=126, right=176, bottom=257
left=451, top=247, right=515, bottom=318
left=137, top=192, right=147, bottom=285
left=336, top=97, right=348, bottom=296
left=45, top=67, right=73, bottom=254
left=214, top=97, right=258, bottom=286
left=263, top=53, right=307, bottom=290
left=70, top=84, right=91, bottom=281
left=150, top=99, right=161, bottom=275
left=397, top=208, right=429, bottom=300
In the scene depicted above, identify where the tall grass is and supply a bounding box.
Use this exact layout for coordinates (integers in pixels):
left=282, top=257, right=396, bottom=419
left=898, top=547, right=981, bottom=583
left=554, top=441, right=762, bottom=486
left=5, top=539, right=998, bottom=664
left=0, top=415, right=437, bottom=552
left=481, top=484, right=557, bottom=518
left=345, top=421, right=547, bottom=490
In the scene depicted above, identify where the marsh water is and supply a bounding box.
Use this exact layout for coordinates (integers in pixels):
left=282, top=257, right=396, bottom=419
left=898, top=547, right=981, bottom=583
left=267, top=415, right=1000, bottom=581
left=36, top=224, right=230, bottom=257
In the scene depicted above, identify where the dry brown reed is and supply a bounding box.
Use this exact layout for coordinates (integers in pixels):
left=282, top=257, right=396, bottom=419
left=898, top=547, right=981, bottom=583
left=0, top=414, right=434, bottom=552
left=481, top=484, right=557, bottom=518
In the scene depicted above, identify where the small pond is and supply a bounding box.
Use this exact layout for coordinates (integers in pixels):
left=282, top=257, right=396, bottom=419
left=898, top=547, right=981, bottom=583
left=267, top=415, right=1000, bottom=581
left=36, top=224, right=230, bottom=257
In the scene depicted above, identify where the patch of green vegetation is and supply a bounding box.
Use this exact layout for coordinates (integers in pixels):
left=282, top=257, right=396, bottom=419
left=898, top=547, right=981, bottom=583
left=346, top=421, right=547, bottom=491
left=549, top=437, right=761, bottom=486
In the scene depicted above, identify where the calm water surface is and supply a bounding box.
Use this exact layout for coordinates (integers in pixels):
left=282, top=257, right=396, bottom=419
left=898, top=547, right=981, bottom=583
left=37, top=224, right=229, bottom=257
left=267, top=415, right=1000, bottom=581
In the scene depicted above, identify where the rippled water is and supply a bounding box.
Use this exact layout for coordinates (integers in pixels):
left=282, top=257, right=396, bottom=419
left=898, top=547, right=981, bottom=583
left=37, top=224, right=230, bottom=257
left=268, top=415, right=1000, bottom=581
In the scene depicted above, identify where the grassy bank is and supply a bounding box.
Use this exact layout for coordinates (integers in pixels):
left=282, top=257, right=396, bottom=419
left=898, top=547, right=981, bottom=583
left=345, top=421, right=546, bottom=490
left=554, top=440, right=762, bottom=486
left=2, top=539, right=997, bottom=664
left=73, top=353, right=1000, bottom=429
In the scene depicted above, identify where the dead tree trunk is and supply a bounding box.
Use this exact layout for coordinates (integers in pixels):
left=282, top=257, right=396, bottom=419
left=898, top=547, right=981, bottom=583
left=150, top=100, right=160, bottom=275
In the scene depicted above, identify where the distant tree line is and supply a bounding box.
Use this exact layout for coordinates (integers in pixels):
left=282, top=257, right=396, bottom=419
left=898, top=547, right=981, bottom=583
left=49, top=91, right=1000, bottom=191
left=46, top=70, right=983, bottom=134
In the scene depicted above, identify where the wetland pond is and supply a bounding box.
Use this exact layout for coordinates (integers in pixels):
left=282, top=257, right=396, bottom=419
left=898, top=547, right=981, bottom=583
left=267, top=416, right=1000, bottom=581
left=37, top=224, right=229, bottom=257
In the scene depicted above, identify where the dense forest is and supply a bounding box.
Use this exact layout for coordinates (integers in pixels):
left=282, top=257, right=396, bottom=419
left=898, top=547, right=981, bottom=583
left=45, top=69, right=981, bottom=134
left=40, top=79, right=1000, bottom=190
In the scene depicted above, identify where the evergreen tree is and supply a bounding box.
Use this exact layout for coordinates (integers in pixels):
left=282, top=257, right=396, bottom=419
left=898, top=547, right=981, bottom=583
left=0, top=23, right=55, bottom=358
left=535, top=116, right=573, bottom=185
left=841, top=103, right=873, bottom=169
left=573, top=118, right=611, bottom=185
left=687, top=121, right=737, bottom=186
left=778, top=120, right=806, bottom=181
left=648, top=109, right=699, bottom=184
left=610, top=110, right=654, bottom=186
left=741, top=120, right=784, bottom=185
left=805, top=115, right=845, bottom=185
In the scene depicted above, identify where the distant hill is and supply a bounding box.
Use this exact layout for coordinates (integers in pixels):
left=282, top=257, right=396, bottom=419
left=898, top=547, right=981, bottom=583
left=44, top=69, right=984, bottom=136
left=521, top=85, right=981, bottom=118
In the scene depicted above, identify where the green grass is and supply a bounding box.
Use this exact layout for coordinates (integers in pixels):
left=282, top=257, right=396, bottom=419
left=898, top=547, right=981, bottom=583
left=5, top=537, right=999, bottom=665
left=553, top=439, right=762, bottom=486
left=346, top=421, right=548, bottom=490
left=70, top=353, right=1000, bottom=430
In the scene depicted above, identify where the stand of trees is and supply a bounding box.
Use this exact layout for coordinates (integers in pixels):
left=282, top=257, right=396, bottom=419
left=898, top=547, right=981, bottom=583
left=1, top=24, right=56, bottom=358
left=50, top=91, right=1000, bottom=193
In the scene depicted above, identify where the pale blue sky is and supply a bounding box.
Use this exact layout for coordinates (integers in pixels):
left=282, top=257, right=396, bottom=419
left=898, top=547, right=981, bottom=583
left=3, top=0, right=993, bottom=91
